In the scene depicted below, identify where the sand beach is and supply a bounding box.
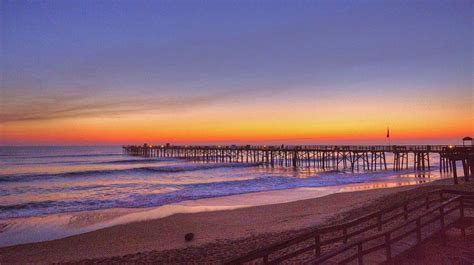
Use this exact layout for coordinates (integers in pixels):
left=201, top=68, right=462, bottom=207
left=1, top=178, right=472, bottom=264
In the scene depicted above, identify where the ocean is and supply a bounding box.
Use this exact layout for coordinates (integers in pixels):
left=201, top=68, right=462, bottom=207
left=0, top=146, right=450, bottom=221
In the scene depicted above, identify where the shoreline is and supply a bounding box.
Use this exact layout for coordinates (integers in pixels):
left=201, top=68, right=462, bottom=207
left=0, top=172, right=443, bottom=248
left=1, top=178, right=462, bottom=264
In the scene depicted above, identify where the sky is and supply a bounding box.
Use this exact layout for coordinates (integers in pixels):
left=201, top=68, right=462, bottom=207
left=0, top=0, right=473, bottom=145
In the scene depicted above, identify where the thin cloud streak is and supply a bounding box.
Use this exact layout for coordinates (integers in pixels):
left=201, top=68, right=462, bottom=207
left=0, top=88, right=279, bottom=123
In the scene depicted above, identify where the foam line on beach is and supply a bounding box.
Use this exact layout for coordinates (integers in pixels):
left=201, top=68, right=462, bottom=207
left=0, top=162, right=263, bottom=183
left=0, top=185, right=342, bottom=247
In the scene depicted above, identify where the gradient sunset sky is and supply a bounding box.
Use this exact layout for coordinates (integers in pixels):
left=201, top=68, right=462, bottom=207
left=1, top=0, right=472, bottom=145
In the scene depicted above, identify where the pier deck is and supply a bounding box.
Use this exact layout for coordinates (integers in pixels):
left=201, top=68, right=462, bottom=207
left=123, top=144, right=473, bottom=178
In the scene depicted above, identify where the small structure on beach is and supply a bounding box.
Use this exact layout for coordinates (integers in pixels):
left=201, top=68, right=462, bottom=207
left=463, top=136, right=473, bottom=146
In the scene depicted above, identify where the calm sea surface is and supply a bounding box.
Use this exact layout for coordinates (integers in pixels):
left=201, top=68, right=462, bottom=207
left=0, top=146, right=447, bottom=219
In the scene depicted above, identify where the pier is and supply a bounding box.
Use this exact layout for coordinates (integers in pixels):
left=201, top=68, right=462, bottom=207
left=123, top=144, right=473, bottom=178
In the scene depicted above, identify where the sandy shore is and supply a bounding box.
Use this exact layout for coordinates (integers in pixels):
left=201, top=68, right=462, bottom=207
left=1, top=178, right=469, bottom=264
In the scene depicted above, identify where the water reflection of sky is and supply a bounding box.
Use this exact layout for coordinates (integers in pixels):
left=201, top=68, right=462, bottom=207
left=0, top=146, right=460, bottom=221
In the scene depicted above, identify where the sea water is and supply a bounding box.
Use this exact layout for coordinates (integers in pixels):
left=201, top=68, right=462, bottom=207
left=0, top=146, right=451, bottom=220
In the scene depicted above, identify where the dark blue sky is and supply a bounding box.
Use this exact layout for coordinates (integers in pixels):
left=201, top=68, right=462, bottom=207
left=1, top=0, right=472, bottom=144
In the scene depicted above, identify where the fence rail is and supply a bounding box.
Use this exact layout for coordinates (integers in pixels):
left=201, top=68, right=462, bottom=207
left=225, top=189, right=474, bottom=265
left=307, top=192, right=472, bottom=264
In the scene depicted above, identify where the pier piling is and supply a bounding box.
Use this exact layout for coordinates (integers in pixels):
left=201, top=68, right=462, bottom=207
left=123, top=144, right=473, bottom=180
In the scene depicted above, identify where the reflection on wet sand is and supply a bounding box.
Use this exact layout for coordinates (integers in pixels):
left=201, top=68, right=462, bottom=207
left=0, top=167, right=454, bottom=248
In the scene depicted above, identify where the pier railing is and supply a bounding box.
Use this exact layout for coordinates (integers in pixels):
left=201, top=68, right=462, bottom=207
left=224, top=189, right=474, bottom=264
left=124, top=144, right=464, bottom=153
left=123, top=144, right=473, bottom=173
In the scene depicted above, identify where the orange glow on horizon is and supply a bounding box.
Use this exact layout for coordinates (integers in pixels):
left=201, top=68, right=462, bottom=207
left=1, top=119, right=471, bottom=145
left=1, top=92, right=472, bottom=145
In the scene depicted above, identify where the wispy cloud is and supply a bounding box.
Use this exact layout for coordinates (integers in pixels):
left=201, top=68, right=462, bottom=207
left=0, top=88, right=257, bottom=123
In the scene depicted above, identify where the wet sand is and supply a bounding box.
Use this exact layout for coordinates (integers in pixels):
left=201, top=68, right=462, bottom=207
left=0, top=184, right=425, bottom=264
left=0, top=175, right=470, bottom=264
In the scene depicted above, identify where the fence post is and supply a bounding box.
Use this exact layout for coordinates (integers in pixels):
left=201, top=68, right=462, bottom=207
left=440, top=206, right=445, bottom=229
left=425, top=195, right=430, bottom=209
left=440, top=205, right=446, bottom=246
left=403, top=203, right=408, bottom=220
left=460, top=197, right=466, bottom=237
left=343, top=227, right=348, bottom=243
left=377, top=212, right=382, bottom=231
left=315, top=232, right=321, bottom=256
left=416, top=218, right=421, bottom=243
left=357, top=243, right=363, bottom=265
left=385, top=233, right=392, bottom=263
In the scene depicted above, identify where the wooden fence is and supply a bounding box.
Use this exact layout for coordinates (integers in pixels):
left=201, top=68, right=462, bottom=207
left=225, top=189, right=474, bottom=265
left=308, top=192, right=473, bottom=264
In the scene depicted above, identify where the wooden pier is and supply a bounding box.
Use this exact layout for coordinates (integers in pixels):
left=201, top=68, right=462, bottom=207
left=123, top=144, right=473, bottom=176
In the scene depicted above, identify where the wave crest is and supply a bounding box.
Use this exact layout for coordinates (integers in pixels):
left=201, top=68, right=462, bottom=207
left=0, top=163, right=262, bottom=183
